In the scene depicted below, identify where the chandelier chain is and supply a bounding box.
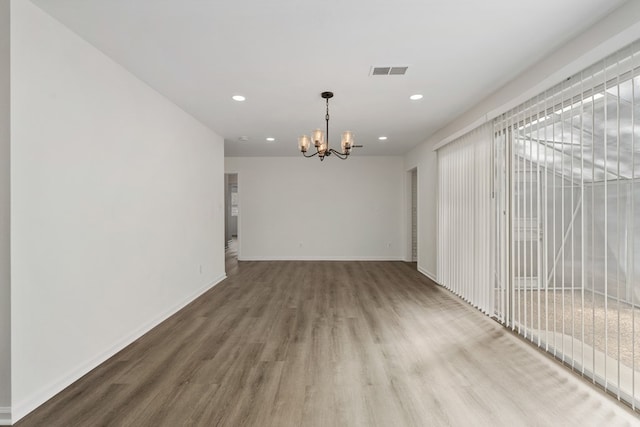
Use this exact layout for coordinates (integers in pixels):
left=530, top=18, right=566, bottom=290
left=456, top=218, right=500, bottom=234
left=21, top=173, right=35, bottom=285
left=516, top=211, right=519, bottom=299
left=325, top=98, right=330, bottom=149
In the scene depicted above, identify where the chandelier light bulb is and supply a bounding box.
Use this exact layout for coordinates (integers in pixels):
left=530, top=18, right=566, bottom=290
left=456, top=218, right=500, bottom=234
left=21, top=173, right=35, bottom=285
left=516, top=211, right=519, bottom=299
left=312, top=129, right=324, bottom=147
left=341, top=131, right=354, bottom=153
left=298, top=135, right=311, bottom=153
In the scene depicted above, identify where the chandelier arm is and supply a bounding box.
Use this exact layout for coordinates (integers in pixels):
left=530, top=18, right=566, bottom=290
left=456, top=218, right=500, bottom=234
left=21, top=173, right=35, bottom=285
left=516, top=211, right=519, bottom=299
left=302, top=150, right=319, bottom=158
left=328, top=148, right=348, bottom=160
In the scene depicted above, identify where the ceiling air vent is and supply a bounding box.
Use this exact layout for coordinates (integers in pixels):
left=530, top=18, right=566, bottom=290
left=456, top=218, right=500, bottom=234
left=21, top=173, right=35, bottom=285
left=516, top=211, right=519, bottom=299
left=370, top=66, right=408, bottom=76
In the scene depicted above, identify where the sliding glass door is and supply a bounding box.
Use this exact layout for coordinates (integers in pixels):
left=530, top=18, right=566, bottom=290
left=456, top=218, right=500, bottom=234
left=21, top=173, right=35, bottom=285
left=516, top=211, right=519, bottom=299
left=493, top=41, right=640, bottom=408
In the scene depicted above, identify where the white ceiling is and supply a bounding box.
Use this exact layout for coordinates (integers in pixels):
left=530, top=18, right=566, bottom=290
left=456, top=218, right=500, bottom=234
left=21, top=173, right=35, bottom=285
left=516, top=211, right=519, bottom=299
left=30, top=0, right=628, bottom=157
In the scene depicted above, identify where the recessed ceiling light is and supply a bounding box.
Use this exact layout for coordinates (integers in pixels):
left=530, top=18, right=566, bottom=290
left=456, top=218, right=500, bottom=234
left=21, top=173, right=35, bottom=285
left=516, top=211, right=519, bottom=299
left=378, top=136, right=388, bottom=141
left=266, top=137, right=275, bottom=142
left=409, top=94, right=423, bottom=101
left=232, top=95, right=246, bottom=102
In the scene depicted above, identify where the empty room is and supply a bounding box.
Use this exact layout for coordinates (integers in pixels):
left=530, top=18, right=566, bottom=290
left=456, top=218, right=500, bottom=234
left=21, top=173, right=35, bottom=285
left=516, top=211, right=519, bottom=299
left=3, top=0, right=640, bottom=426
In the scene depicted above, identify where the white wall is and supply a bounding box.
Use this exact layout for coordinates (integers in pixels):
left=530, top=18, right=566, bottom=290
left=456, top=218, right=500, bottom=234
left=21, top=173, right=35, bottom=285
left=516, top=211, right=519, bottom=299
left=225, top=156, right=405, bottom=260
left=10, top=0, right=226, bottom=422
left=406, top=0, right=640, bottom=282
left=0, top=1, right=10, bottom=424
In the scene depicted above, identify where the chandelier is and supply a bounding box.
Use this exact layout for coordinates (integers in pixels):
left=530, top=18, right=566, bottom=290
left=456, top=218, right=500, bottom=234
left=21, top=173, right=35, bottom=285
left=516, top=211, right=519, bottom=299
left=298, top=91, right=362, bottom=160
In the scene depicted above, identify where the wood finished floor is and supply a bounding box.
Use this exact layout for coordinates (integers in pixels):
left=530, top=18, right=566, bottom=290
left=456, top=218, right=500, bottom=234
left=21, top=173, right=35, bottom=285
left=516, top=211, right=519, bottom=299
left=15, top=257, right=640, bottom=426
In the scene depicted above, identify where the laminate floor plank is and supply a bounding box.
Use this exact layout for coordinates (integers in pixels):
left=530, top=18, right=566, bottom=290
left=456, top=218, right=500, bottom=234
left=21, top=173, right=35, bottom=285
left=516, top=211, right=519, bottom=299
left=14, top=260, right=640, bottom=426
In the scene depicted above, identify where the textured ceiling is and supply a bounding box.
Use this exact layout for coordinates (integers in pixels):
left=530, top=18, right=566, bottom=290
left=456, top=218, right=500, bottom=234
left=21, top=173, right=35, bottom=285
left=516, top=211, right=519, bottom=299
left=31, top=0, right=629, bottom=157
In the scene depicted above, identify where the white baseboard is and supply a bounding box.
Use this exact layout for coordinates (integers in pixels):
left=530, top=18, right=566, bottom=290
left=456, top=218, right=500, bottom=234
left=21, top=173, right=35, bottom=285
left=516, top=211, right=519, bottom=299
left=417, top=266, right=439, bottom=283
left=237, top=255, right=405, bottom=261
left=11, top=274, right=227, bottom=424
left=0, top=407, right=10, bottom=426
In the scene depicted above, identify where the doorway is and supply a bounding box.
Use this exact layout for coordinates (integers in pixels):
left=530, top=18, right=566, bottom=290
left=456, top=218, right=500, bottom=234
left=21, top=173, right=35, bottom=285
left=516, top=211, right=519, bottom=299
left=224, top=173, right=239, bottom=267
left=411, top=168, right=417, bottom=262
left=406, top=168, right=418, bottom=264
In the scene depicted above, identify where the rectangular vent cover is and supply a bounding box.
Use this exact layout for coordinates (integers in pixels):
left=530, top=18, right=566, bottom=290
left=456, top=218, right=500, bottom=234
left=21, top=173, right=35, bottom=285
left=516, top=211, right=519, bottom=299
left=371, top=66, right=408, bottom=76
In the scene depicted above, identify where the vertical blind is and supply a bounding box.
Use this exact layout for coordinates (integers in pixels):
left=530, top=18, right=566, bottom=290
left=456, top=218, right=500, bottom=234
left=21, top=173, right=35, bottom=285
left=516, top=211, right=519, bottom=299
left=437, top=123, right=493, bottom=314
left=494, top=40, right=640, bottom=408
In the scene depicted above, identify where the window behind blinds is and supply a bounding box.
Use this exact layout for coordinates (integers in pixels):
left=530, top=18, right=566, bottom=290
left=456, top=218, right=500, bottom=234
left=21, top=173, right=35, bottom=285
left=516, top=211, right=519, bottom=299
left=494, top=40, right=640, bottom=408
